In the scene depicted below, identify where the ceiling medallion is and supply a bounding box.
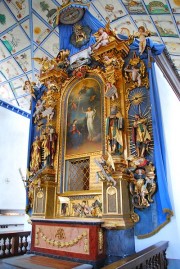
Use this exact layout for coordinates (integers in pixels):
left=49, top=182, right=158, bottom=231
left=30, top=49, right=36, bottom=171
left=59, top=7, right=85, bottom=25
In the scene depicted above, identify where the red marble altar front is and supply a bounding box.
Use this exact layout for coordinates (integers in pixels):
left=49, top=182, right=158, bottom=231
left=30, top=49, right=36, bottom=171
left=31, top=218, right=105, bottom=262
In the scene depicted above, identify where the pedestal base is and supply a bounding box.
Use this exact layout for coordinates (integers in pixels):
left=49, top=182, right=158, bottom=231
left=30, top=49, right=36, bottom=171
left=105, top=228, right=135, bottom=264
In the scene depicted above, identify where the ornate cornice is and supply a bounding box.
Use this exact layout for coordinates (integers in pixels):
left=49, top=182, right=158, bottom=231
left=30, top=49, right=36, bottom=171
left=0, top=99, right=31, bottom=118
left=156, top=50, right=180, bottom=101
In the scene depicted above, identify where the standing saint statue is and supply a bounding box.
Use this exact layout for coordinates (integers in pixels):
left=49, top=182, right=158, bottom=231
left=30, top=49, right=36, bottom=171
left=41, top=126, right=58, bottom=167
left=106, top=107, right=124, bottom=154
left=132, top=114, right=151, bottom=157
left=30, top=136, right=41, bottom=174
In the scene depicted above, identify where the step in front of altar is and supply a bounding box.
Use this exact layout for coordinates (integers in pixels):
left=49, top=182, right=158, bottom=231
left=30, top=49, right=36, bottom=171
left=2, top=254, right=93, bottom=269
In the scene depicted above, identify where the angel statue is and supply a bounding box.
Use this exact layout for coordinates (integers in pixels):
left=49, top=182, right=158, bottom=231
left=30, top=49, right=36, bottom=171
left=134, top=26, right=151, bottom=55
left=23, top=81, right=36, bottom=99
left=124, top=65, right=141, bottom=87
left=33, top=99, right=45, bottom=123
left=92, top=27, right=110, bottom=50
left=94, top=153, right=116, bottom=186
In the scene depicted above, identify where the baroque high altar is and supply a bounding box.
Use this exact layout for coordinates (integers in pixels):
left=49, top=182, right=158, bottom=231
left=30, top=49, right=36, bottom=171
left=26, top=1, right=172, bottom=267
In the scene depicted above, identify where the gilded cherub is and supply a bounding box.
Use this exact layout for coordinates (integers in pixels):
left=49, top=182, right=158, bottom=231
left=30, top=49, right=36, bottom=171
left=56, top=49, right=70, bottom=67
left=124, top=65, right=142, bottom=87
left=102, top=55, right=117, bottom=70
left=33, top=57, right=56, bottom=73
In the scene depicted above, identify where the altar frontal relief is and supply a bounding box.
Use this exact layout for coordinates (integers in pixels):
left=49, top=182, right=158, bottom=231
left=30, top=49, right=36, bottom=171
left=66, top=78, right=102, bottom=156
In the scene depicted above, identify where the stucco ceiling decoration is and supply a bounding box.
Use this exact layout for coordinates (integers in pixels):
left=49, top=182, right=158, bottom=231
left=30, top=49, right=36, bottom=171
left=0, top=0, right=179, bottom=111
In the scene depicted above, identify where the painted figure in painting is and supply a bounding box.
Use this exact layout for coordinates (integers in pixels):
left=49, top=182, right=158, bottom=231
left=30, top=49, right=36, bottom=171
left=132, top=114, right=151, bottom=157
left=69, top=119, right=82, bottom=148
left=82, top=107, right=96, bottom=141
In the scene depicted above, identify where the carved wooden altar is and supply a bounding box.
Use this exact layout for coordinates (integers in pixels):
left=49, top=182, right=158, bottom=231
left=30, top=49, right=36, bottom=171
left=27, top=2, right=158, bottom=266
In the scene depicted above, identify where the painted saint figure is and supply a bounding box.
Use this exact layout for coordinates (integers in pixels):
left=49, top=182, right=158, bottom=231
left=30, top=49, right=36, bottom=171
left=132, top=114, right=151, bottom=157
left=69, top=119, right=82, bottom=148
left=82, top=107, right=96, bottom=141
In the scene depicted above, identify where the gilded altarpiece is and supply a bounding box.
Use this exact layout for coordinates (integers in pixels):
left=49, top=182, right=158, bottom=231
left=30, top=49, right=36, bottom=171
left=27, top=2, right=173, bottom=266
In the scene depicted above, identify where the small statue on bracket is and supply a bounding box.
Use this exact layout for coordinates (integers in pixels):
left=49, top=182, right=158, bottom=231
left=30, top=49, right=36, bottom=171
left=105, top=82, right=118, bottom=100
left=94, top=154, right=116, bottom=186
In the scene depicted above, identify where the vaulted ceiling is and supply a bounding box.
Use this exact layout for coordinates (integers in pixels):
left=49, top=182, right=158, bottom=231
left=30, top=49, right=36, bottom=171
left=0, top=0, right=179, bottom=111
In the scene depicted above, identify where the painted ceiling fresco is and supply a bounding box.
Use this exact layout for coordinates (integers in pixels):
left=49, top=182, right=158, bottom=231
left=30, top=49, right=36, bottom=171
left=0, top=0, right=179, bottom=111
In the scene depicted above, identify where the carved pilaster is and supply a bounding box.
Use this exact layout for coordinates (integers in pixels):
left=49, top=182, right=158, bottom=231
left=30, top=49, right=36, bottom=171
left=101, top=156, right=135, bottom=229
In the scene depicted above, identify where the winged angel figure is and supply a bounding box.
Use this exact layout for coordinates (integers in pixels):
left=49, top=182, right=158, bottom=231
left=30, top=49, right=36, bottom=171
left=94, top=153, right=116, bottom=186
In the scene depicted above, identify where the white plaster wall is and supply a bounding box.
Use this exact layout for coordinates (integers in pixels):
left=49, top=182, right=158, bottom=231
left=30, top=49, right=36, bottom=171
left=0, top=107, right=30, bottom=210
left=135, top=65, right=180, bottom=259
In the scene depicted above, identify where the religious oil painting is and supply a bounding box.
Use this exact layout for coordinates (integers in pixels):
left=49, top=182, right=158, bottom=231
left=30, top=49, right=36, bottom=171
left=66, top=78, right=102, bottom=156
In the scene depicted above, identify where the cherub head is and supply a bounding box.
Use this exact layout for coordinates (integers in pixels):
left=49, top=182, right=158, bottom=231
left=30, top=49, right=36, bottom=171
left=138, top=26, right=145, bottom=34
left=98, top=28, right=104, bottom=34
